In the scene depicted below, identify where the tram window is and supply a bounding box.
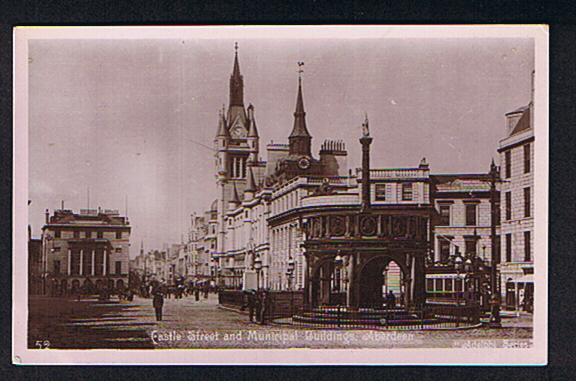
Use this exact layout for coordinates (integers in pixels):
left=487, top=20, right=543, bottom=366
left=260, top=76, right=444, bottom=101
left=445, top=279, right=453, bottom=291
left=426, top=279, right=434, bottom=292
left=455, top=279, right=463, bottom=291
left=434, top=279, right=443, bottom=291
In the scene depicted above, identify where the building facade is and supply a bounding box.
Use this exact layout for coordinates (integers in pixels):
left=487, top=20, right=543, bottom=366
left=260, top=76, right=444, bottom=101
left=497, top=77, right=535, bottom=311
left=41, top=208, right=131, bottom=295
left=192, top=47, right=534, bottom=312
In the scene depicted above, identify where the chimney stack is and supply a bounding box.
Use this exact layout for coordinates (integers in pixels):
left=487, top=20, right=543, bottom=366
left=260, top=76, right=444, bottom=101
left=45, top=209, right=49, bottom=224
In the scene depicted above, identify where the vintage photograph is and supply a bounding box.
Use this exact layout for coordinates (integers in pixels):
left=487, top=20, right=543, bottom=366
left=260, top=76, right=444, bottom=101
left=13, top=26, right=548, bottom=365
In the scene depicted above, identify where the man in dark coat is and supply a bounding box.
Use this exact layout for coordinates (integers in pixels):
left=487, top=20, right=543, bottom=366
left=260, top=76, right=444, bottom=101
left=153, top=291, right=164, bottom=321
left=246, top=290, right=256, bottom=322
left=386, top=290, right=396, bottom=308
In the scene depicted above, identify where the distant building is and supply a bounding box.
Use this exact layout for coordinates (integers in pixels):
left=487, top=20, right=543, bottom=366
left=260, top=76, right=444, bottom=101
left=41, top=208, right=131, bottom=295
left=28, top=238, right=42, bottom=295
left=426, top=174, right=500, bottom=305
left=497, top=72, right=535, bottom=310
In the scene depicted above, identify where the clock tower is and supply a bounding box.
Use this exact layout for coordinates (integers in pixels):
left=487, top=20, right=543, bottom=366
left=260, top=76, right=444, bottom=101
left=214, top=44, right=261, bottom=254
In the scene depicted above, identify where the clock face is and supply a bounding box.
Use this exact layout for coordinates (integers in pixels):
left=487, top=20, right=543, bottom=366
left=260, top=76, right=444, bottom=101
left=231, top=125, right=247, bottom=138
left=298, top=157, right=311, bottom=170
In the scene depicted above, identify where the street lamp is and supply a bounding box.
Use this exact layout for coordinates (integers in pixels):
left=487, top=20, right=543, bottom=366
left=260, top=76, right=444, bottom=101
left=453, top=250, right=463, bottom=306
left=254, top=255, right=262, bottom=291
left=286, top=255, right=295, bottom=291
left=489, top=159, right=502, bottom=327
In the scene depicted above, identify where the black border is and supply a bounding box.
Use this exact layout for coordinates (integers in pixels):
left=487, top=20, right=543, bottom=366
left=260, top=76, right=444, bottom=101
left=2, top=0, right=576, bottom=380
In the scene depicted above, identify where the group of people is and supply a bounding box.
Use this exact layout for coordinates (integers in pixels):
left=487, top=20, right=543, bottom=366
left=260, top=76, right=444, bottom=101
left=149, top=282, right=212, bottom=321
left=242, top=290, right=271, bottom=324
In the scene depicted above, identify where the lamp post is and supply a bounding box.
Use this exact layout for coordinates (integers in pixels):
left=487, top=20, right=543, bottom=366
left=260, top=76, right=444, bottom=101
left=489, top=159, right=502, bottom=327
left=286, top=255, right=295, bottom=291
left=453, top=250, right=463, bottom=307
left=254, top=254, right=262, bottom=291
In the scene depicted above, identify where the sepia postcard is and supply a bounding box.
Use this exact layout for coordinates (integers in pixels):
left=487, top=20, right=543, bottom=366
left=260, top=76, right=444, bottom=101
left=13, top=25, right=548, bottom=365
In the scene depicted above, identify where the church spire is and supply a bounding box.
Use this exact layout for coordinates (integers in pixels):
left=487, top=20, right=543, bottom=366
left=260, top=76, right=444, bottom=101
left=289, top=62, right=312, bottom=156
left=216, top=107, right=229, bottom=138
left=247, top=104, right=259, bottom=138
left=229, top=42, right=244, bottom=107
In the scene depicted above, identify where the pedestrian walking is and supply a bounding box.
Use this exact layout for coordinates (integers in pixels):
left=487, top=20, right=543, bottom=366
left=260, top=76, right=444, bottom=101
left=386, top=290, right=396, bottom=308
left=194, top=286, right=200, bottom=301
left=153, top=291, right=164, bottom=321
left=245, top=290, right=256, bottom=322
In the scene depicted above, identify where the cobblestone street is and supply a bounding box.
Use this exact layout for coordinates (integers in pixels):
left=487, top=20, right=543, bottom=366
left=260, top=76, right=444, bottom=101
left=28, top=294, right=533, bottom=350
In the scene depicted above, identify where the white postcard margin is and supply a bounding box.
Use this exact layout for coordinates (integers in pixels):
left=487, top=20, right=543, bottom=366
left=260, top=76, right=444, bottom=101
left=12, top=25, right=549, bottom=365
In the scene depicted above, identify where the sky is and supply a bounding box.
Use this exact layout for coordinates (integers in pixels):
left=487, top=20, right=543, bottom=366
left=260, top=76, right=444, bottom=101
left=28, top=37, right=534, bottom=255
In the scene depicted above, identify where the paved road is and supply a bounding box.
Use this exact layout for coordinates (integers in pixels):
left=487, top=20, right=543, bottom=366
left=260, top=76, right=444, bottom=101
left=28, top=294, right=532, bottom=349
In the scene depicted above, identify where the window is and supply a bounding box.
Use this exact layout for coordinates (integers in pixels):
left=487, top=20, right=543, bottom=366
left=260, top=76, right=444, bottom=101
left=524, top=231, right=531, bottom=262
left=524, top=143, right=531, bottom=174
left=375, top=184, right=386, bottom=201
left=116, top=231, right=122, bottom=239
left=115, top=247, right=122, bottom=253
left=495, top=235, right=501, bottom=263
left=445, top=279, right=453, bottom=292
left=115, top=261, right=122, bottom=275
left=73, top=231, right=80, bottom=239
left=524, top=187, right=531, bottom=218
left=495, top=202, right=501, bottom=226
left=506, top=233, right=512, bottom=263
left=439, top=239, right=450, bottom=263
left=465, top=237, right=477, bottom=258
left=434, top=279, right=443, bottom=291
left=97, top=231, right=103, bottom=239
left=53, top=260, right=61, bottom=275
left=455, top=279, right=463, bottom=292
left=401, top=183, right=413, bottom=201
left=439, top=205, right=450, bottom=226
left=465, top=204, right=477, bottom=226
left=505, top=192, right=512, bottom=221
left=85, top=231, right=91, bottom=239
left=505, top=150, right=511, bottom=178
left=54, top=230, right=61, bottom=239
left=52, top=246, right=61, bottom=252
left=426, top=279, right=434, bottom=292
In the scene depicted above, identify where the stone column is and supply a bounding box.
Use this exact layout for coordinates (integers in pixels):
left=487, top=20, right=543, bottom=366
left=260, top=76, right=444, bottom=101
left=103, top=249, right=108, bottom=276
left=79, top=249, right=84, bottom=276
left=91, top=250, right=95, bottom=276
left=67, top=249, right=72, bottom=276
left=359, top=132, right=373, bottom=213
left=346, top=254, right=354, bottom=307
left=303, top=252, right=310, bottom=305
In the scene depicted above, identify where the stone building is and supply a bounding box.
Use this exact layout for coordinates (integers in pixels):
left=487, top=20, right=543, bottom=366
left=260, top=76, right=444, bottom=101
left=497, top=72, right=535, bottom=310
left=205, top=47, right=432, bottom=308
left=200, top=46, right=529, bottom=312
left=426, top=174, right=500, bottom=304
left=41, top=208, right=131, bottom=295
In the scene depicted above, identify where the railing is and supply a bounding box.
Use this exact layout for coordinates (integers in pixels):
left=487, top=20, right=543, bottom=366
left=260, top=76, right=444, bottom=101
left=290, top=303, right=481, bottom=330
left=367, top=168, right=429, bottom=179
left=218, top=289, right=245, bottom=309
left=301, top=193, right=359, bottom=207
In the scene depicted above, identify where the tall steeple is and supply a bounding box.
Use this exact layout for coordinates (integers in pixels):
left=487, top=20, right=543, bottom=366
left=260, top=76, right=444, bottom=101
left=229, top=42, right=244, bottom=107
left=227, top=42, right=247, bottom=128
left=289, top=62, right=312, bottom=157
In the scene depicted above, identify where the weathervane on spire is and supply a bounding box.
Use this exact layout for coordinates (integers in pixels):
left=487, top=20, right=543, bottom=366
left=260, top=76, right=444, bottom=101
left=298, top=61, right=304, bottom=82
left=234, top=41, right=238, bottom=53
